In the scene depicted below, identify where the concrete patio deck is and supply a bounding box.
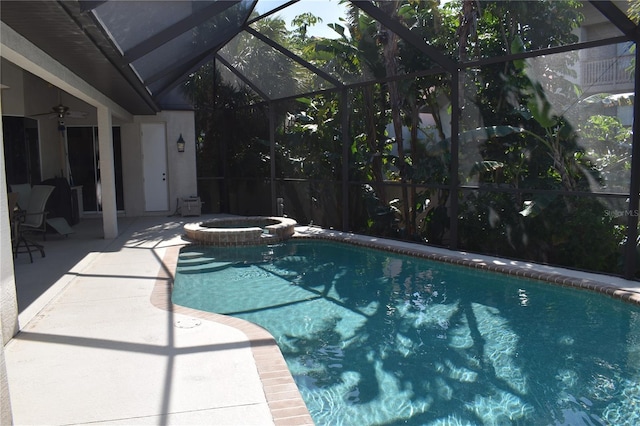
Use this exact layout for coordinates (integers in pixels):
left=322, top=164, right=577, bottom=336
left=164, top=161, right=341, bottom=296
left=5, top=215, right=313, bottom=425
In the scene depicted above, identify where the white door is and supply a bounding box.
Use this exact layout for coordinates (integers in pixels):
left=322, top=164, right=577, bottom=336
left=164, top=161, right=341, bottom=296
left=141, top=123, right=169, bottom=211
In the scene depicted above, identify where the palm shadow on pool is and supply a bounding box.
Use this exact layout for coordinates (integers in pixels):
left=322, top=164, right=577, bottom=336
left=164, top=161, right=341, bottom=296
left=173, top=241, right=640, bottom=425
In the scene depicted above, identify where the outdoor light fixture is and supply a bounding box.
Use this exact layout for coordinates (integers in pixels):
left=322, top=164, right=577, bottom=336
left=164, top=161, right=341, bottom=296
left=177, top=134, right=186, bottom=152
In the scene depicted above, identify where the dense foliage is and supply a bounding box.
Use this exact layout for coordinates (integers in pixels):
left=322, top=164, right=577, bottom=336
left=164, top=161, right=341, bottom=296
left=186, top=0, right=635, bottom=275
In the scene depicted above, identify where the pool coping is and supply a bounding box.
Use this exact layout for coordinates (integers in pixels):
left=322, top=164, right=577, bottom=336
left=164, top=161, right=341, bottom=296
left=294, top=226, right=640, bottom=305
left=152, top=243, right=315, bottom=426
left=153, top=225, right=640, bottom=426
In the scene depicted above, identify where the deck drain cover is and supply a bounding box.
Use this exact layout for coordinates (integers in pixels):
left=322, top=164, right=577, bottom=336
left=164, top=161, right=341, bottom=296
left=175, top=318, right=201, bottom=329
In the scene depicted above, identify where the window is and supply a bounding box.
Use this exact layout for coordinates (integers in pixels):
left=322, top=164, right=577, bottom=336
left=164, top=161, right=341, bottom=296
left=67, top=126, right=124, bottom=212
left=2, top=116, right=41, bottom=185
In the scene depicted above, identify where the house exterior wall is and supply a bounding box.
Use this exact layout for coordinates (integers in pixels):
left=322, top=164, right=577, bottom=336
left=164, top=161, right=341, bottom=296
left=163, top=111, right=199, bottom=210
left=2, top=66, right=198, bottom=217
left=1, top=67, right=98, bottom=184
left=579, top=4, right=635, bottom=96
left=120, top=122, right=144, bottom=216
left=1, top=21, right=196, bottom=421
left=0, top=59, right=24, bottom=115
left=121, top=111, right=197, bottom=216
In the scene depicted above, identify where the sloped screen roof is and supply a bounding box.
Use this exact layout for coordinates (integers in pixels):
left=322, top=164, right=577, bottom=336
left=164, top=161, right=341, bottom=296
left=86, top=0, right=638, bottom=106
left=83, top=0, right=461, bottom=105
left=89, top=0, right=363, bottom=104
left=91, top=0, right=255, bottom=97
left=3, top=0, right=638, bottom=112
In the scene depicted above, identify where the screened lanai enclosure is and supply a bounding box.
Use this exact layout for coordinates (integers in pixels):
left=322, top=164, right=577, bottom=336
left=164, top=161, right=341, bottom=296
left=83, top=0, right=639, bottom=278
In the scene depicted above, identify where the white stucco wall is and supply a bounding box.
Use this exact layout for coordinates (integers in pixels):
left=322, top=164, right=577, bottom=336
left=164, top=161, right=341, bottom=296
left=0, top=90, right=18, bottom=424
left=121, top=111, right=197, bottom=216
left=163, top=110, right=198, bottom=204
left=119, top=121, right=144, bottom=216
left=0, top=59, right=25, bottom=116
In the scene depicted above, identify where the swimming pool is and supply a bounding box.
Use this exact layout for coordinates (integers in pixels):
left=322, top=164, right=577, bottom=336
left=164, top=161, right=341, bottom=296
left=172, top=240, right=640, bottom=425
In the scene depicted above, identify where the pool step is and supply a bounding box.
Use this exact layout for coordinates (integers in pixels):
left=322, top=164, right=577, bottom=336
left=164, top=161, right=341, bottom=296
left=178, top=255, right=220, bottom=267
left=176, top=261, right=235, bottom=274
left=179, top=251, right=207, bottom=260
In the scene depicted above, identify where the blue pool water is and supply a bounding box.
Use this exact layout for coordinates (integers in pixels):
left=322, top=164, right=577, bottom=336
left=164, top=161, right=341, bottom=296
left=172, top=241, right=640, bottom=425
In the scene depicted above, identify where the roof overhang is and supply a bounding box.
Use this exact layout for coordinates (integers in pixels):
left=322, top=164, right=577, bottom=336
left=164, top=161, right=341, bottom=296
left=0, top=0, right=159, bottom=115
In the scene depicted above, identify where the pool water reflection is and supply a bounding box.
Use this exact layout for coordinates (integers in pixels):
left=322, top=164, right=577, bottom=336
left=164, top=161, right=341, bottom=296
left=172, top=241, right=640, bottom=425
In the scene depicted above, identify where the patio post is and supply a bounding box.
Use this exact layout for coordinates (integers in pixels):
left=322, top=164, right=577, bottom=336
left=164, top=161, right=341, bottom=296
left=341, top=89, right=349, bottom=232
left=0, top=97, right=19, bottom=340
left=97, top=105, right=118, bottom=239
left=270, top=102, right=277, bottom=215
left=0, top=91, right=18, bottom=424
left=624, top=45, right=640, bottom=279
left=449, top=69, right=460, bottom=250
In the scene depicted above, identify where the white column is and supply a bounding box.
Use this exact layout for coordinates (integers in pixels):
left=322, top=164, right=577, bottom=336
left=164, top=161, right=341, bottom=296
left=0, top=92, right=19, bottom=341
left=0, top=87, right=17, bottom=424
left=97, top=105, right=118, bottom=239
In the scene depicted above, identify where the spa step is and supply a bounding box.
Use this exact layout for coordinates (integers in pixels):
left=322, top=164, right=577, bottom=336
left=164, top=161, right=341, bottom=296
left=178, top=255, right=221, bottom=267
left=179, top=251, right=207, bottom=260
left=176, top=261, right=235, bottom=274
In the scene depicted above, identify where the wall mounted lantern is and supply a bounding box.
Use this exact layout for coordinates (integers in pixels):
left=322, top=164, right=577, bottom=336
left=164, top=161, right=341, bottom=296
left=177, top=134, right=186, bottom=152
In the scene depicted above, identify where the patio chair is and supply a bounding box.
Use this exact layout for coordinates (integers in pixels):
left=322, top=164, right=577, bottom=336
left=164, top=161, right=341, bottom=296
left=7, top=191, right=19, bottom=239
left=14, top=185, right=54, bottom=262
left=10, top=183, right=32, bottom=210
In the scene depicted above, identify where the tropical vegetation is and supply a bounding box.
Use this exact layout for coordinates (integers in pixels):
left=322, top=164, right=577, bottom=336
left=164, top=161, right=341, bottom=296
left=185, top=0, right=635, bottom=276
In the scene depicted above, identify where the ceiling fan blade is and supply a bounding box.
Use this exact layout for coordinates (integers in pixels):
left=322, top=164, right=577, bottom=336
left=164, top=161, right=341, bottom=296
left=67, top=111, right=88, bottom=119
left=32, top=103, right=87, bottom=120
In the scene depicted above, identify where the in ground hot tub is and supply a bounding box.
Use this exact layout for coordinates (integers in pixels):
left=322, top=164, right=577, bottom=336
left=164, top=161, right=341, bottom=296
left=184, top=216, right=297, bottom=246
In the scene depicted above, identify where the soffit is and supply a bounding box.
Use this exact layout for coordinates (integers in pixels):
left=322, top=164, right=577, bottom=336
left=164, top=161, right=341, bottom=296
left=0, top=0, right=158, bottom=115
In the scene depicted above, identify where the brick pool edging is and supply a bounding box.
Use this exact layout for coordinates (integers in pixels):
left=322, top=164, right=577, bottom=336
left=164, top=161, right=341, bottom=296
left=152, top=244, right=314, bottom=426
left=293, top=226, right=640, bottom=306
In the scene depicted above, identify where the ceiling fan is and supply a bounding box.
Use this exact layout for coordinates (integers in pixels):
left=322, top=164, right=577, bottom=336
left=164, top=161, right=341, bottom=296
left=32, top=102, right=88, bottom=132
left=33, top=103, right=88, bottom=120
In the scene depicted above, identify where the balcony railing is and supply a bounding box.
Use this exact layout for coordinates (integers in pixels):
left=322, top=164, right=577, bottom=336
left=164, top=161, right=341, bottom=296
left=582, top=55, right=634, bottom=88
